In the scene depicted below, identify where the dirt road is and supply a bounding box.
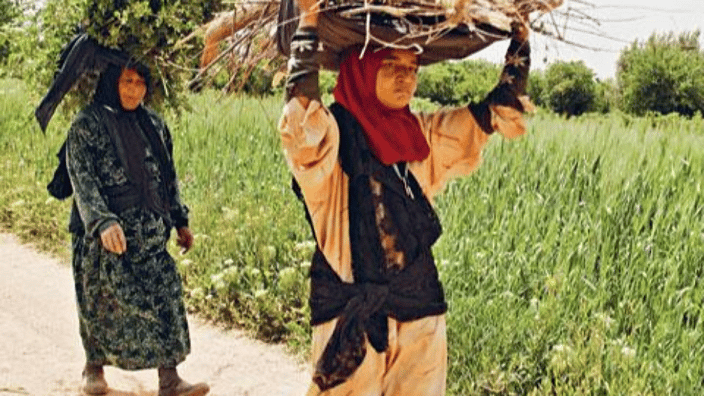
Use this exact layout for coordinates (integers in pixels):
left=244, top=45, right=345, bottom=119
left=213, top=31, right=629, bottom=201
left=0, top=233, right=310, bottom=396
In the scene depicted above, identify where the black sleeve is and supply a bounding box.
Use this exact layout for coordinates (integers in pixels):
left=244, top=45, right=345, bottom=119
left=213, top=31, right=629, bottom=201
left=469, top=38, right=531, bottom=135
left=285, top=26, right=321, bottom=102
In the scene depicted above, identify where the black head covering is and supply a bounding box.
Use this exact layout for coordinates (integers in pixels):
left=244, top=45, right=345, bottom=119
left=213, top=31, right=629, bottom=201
left=93, top=62, right=152, bottom=110
left=93, top=63, right=123, bottom=109
left=35, top=33, right=129, bottom=132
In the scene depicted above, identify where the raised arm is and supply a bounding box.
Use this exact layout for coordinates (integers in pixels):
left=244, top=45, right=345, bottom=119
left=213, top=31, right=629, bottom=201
left=469, top=21, right=533, bottom=137
left=410, top=22, right=533, bottom=199
left=285, top=0, right=321, bottom=108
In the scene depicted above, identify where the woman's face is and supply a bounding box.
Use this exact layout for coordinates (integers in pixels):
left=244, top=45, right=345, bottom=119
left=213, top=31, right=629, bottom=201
left=118, top=68, right=147, bottom=111
left=375, top=50, right=419, bottom=109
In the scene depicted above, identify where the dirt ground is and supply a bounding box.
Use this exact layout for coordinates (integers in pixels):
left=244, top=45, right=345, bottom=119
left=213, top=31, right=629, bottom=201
left=0, top=232, right=310, bottom=396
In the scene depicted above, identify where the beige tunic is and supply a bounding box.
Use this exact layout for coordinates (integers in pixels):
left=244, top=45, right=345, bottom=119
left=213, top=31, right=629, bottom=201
left=279, top=98, right=526, bottom=396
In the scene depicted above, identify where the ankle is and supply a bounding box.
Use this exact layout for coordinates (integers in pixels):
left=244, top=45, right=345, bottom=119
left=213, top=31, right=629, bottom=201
left=158, top=367, right=181, bottom=389
left=83, top=363, right=104, bottom=375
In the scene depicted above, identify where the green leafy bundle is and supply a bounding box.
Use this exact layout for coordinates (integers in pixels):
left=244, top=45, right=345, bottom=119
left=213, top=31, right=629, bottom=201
left=82, top=0, right=222, bottom=109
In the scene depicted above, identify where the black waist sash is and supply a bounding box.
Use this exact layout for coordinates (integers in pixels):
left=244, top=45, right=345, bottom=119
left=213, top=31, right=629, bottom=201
left=296, top=103, right=447, bottom=391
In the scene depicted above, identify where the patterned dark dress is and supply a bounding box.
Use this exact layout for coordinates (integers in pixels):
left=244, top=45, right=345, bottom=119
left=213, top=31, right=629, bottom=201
left=65, top=103, right=191, bottom=370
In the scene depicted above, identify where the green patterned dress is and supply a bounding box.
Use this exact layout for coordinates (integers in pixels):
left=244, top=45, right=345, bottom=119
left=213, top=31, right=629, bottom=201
left=66, top=104, right=191, bottom=370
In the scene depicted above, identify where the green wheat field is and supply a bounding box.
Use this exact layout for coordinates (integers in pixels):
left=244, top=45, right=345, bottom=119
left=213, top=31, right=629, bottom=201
left=2, top=78, right=704, bottom=395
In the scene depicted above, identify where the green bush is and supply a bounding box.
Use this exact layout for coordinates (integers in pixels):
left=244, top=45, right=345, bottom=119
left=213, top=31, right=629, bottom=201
left=542, top=60, right=597, bottom=116
left=319, top=69, right=337, bottom=96
left=416, top=59, right=501, bottom=105
left=592, top=78, right=618, bottom=114
left=0, top=0, right=21, bottom=62
left=617, top=30, right=704, bottom=117
left=527, top=69, right=546, bottom=107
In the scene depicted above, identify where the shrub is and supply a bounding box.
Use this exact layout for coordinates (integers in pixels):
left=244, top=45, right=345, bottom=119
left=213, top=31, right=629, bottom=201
left=617, top=30, right=704, bottom=117
left=527, top=68, right=546, bottom=107
left=542, top=60, right=597, bottom=116
left=592, top=78, right=618, bottom=114
left=416, top=59, right=501, bottom=105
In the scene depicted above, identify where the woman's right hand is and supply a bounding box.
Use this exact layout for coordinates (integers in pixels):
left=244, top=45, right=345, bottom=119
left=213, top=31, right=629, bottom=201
left=100, top=222, right=126, bottom=254
left=297, top=0, right=320, bottom=27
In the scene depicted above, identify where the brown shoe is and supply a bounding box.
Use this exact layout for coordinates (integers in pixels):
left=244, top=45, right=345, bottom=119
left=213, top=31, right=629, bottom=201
left=81, top=364, right=108, bottom=395
left=158, top=379, right=210, bottom=396
left=158, top=367, right=209, bottom=396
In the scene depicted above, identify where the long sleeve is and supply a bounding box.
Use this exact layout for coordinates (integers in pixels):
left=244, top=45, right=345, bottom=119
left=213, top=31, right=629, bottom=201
left=409, top=107, right=491, bottom=200
left=65, top=115, right=119, bottom=237
left=409, top=37, right=532, bottom=200
left=468, top=38, right=533, bottom=138
left=285, top=26, right=321, bottom=102
left=279, top=98, right=354, bottom=283
left=280, top=23, right=354, bottom=281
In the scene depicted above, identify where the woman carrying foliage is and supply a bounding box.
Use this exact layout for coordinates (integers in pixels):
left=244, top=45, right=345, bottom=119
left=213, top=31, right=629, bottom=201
left=63, top=60, right=209, bottom=396
left=278, top=0, right=533, bottom=394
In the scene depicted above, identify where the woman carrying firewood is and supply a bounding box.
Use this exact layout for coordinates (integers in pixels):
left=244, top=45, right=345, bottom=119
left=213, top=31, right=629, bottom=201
left=279, top=0, right=532, bottom=394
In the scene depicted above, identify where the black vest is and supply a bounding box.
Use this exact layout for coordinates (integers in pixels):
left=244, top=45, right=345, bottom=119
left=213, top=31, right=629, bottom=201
left=295, top=103, right=447, bottom=391
left=49, top=104, right=174, bottom=235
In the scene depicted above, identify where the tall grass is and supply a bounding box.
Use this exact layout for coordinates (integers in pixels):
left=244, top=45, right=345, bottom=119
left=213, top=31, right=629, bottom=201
left=0, top=79, right=72, bottom=255
left=435, top=110, right=704, bottom=394
left=2, top=80, right=704, bottom=394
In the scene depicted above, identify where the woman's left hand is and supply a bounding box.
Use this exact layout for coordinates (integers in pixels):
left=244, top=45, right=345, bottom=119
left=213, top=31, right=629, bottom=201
left=512, top=9, right=530, bottom=42
left=176, top=227, right=194, bottom=254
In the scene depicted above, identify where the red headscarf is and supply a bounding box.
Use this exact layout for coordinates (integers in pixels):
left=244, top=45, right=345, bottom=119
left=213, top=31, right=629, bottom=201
left=333, top=48, right=429, bottom=165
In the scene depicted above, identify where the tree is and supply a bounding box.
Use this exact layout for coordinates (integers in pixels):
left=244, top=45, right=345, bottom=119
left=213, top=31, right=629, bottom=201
left=542, top=60, right=597, bottom=116
left=617, top=30, right=704, bottom=117
left=416, top=59, right=501, bottom=105
left=592, top=78, right=618, bottom=114
left=527, top=69, right=546, bottom=107
left=0, top=0, right=22, bottom=63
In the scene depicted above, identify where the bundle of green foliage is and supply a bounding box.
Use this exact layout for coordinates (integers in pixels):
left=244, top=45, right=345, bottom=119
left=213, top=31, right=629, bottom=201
left=617, top=30, right=704, bottom=117
left=25, top=0, right=223, bottom=114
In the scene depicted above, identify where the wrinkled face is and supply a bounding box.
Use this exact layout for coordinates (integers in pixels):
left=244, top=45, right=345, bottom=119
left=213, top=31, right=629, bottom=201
left=118, top=68, right=147, bottom=111
left=375, top=50, right=419, bottom=109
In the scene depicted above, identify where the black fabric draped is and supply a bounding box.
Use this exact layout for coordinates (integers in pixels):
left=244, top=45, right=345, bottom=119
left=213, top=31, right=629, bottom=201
left=293, top=103, right=447, bottom=391
left=90, top=64, right=174, bottom=222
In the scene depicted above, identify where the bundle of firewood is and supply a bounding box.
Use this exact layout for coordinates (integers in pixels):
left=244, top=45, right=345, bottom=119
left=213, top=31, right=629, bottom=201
left=191, top=0, right=590, bottom=90
left=277, top=0, right=565, bottom=68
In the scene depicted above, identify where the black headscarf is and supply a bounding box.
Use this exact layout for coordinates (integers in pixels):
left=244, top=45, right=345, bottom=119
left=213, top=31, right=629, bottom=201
left=94, top=63, right=173, bottom=220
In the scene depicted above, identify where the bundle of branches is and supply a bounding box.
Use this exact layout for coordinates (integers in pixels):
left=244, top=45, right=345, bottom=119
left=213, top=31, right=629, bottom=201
left=190, top=0, right=600, bottom=92
left=277, top=0, right=566, bottom=68
left=76, top=0, right=223, bottom=109
left=188, top=1, right=282, bottom=93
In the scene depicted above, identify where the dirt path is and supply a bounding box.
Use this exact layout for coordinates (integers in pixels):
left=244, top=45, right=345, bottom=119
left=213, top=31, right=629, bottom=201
left=0, top=233, right=310, bottom=396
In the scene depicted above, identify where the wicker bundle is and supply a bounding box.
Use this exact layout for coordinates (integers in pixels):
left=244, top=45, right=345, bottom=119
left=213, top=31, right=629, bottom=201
left=277, top=0, right=565, bottom=68
left=192, top=0, right=573, bottom=90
